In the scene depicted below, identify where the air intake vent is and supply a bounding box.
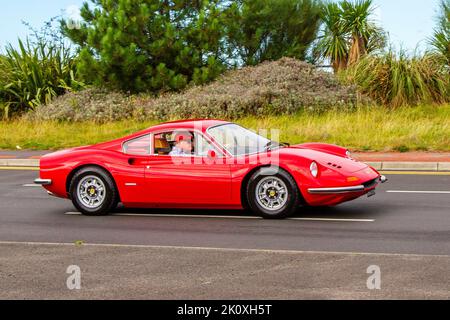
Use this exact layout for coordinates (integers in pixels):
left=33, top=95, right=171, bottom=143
left=327, top=162, right=342, bottom=169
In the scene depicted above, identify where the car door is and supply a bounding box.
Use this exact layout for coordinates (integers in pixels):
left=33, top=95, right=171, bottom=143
left=115, top=134, right=152, bottom=205
left=144, top=130, right=231, bottom=206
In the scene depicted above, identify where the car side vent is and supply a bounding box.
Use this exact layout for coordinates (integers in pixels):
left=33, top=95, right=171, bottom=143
left=327, top=162, right=342, bottom=169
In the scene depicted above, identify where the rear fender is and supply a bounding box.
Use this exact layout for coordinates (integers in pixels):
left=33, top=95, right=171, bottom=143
left=39, top=149, right=128, bottom=199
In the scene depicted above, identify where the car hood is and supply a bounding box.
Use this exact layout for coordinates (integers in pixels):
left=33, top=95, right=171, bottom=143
left=278, top=147, right=368, bottom=174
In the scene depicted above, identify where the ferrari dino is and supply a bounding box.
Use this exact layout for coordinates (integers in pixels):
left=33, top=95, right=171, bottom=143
left=35, top=119, right=386, bottom=219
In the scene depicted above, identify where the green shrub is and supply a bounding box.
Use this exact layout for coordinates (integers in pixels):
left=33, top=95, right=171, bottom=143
left=0, top=39, right=83, bottom=118
left=62, top=0, right=229, bottom=93
left=28, top=58, right=360, bottom=123
left=226, top=0, right=322, bottom=66
left=341, top=50, right=449, bottom=107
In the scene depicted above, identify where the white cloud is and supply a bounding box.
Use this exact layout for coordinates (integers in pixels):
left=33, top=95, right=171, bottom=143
left=65, top=4, right=82, bottom=30
left=65, top=4, right=81, bottom=21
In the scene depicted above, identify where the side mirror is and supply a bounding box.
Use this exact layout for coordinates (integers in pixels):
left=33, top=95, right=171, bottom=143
left=207, top=149, right=217, bottom=159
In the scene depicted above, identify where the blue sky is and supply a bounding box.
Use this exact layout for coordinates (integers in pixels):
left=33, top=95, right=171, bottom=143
left=0, top=0, right=442, bottom=52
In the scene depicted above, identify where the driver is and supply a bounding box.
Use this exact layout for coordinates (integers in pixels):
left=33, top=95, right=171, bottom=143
left=169, top=131, right=193, bottom=156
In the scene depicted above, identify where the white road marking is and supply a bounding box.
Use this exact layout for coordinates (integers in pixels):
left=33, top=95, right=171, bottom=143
left=386, top=190, right=450, bottom=194
left=0, top=241, right=447, bottom=258
left=23, top=184, right=41, bottom=187
left=291, top=217, right=374, bottom=222
left=64, top=212, right=374, bottom=222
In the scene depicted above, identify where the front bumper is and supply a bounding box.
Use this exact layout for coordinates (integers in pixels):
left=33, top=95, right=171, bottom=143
left=34, top=178, right=52, bottom=186
left=308, top=175, right=387, bottom=195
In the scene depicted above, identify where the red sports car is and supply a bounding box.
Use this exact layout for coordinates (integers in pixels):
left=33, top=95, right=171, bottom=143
left=35, top=120, right=386, bottom=219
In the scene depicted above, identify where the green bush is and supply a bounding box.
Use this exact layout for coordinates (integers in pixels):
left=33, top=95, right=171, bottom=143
left=61, top=0, right=324, bottom=93
left=341, top=50, right=449, bottom=107
left=0, top=39, right=83, bottom=118
left=27, top=58, right=360, bottom=123
left=226, top=0, right=322, bottom=66
left=62, top=0, right=230, bottom=93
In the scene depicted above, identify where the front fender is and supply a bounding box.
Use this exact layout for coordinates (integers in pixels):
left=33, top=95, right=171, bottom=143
left=293, top=143, right=349, bottom=158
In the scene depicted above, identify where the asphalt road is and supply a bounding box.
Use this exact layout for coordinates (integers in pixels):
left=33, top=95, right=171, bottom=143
left=1, top=170, right=449, bottom=255
left=0, top=169, right=449, bottom=299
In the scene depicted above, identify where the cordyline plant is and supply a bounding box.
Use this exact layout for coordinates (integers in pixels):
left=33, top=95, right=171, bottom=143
left=429, top=0, right=450, bottom=65
left=314, top=0, right=386, bottom=72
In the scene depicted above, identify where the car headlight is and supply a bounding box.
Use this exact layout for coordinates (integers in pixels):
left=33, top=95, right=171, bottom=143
left=346, top=150, right=351, bottom=158
left=310, top=161, right=319, bottom=178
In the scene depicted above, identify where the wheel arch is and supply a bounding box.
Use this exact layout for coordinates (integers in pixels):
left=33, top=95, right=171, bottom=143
left=240, top=165, right=305, bottom=209
left=66, top=164, right=120, bottom=201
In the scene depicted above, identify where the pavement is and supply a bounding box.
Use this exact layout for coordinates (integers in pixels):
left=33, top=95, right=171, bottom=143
left=1, top=150, right=450, bottom=171
left=0, top=169, right=449, bottom=299
left=1, top=242, right=448, bottom=300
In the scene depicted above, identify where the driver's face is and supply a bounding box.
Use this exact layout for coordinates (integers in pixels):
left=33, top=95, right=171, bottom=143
left=178, top=140, right=192, bottom=152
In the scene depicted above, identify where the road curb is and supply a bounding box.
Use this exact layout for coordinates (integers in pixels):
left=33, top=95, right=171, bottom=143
left=367, top=162, right=450, bottom=172
left=0, top=159, right=449, bottom=172
left=0, top=159, right=40, bottom=167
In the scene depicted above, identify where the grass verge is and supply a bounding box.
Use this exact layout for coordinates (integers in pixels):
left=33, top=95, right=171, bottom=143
left=0, top=105, right=449, bottom=152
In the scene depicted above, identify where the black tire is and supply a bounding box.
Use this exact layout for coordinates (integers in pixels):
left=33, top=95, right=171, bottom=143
left=246, top=167, right=300, bottom=219
left=69, top=166, right=119, bottom=216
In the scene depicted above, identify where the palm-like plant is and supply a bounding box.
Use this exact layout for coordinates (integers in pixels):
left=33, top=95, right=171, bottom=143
left=341, top=0, right=384, bottom=65
left=315, top=2, right=348, bottom=72
left=430, top=0, right=450, bottom=64
left=314, top=0, right=386, bottom=72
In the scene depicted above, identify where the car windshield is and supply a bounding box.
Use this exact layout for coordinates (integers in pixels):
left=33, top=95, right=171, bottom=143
left=208, top=123, right=277, bottom=156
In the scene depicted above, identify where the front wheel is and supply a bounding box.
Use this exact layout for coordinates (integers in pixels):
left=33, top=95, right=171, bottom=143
left=69, top=167, right=119, bottom=216
left=246, top=168, right=300, bottom=219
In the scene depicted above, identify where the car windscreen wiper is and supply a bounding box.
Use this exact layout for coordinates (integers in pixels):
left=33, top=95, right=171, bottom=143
left=264, top=141, right=290, bottom=151
left=264, top=141, right=279, bottom=151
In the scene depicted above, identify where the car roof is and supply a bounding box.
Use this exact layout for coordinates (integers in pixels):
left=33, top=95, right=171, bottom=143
left=90, top=119, right=232, bottom=151
left=145, top=119, right=230, bottom=133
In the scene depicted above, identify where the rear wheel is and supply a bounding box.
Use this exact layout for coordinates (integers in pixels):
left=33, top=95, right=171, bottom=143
left=69, top=167, right=118, bottom=216
left=246, top=167, right=300, bottom=219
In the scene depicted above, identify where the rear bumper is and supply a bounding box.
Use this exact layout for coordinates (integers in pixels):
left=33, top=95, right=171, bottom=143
left=34, top=178, right=52, bottom=186
left=307, top=175, right=387, bottom=195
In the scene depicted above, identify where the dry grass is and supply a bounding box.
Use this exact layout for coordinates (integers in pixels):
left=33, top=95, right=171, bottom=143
left=239, top=104, right=450, bottom=152
left=1, top=104, right=449, bottom=152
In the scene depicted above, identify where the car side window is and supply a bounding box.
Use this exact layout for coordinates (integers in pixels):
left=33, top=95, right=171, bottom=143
left=123, top=135, right=151, bottom=155
left=195, top=133, right=221, bottom=157
left=153, top=132, right=174, bottom=155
